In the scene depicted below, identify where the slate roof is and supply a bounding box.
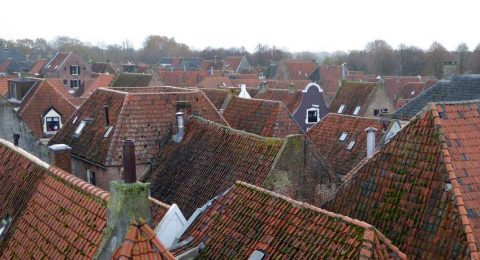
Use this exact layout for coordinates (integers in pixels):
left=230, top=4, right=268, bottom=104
left=110, top=73, right=152, bottom=88
left=324, top=100, right=480, bottom=259
left=141, top=117, right=285, bottom=218
left=393, top=75, right=480, bottom=120
left=28, top=59, right=47, bottom=75
left=176, top=181, right=405, bottom=259
left=0, top=138, right=170, bottom=259
left=223, top=96, right=303, bottom=137
left=329, top=81, right=378, bottom=116
left=91, top=62, right=116, bottom=74
left=197, top=76, right=234, bottom=88
left=43, top=52, right=70, bottom=73
left=306, top=114, right=384, bottom=176
left=81, top=74, right=115, bottom=99
left=112, top=219, right=174, bottom=260
left=17, top=79, right=78, bottom=138
left=254, top=89, right=302, bottom=113
left=49, top=87, right=227, bottom=167
left=158, top=70, right=208, bottom=87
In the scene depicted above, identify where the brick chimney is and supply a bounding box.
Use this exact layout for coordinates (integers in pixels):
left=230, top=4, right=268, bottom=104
left=365, top=127, right=377, bottom=159
left=48, top=144, right=72, bottom=172
left=95, top=139, right=152, bottom=259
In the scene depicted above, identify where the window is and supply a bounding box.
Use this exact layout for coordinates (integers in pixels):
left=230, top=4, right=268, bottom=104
left=46, top=117, right=60, bottom=131
left=63, top=79, right=68, bottom=86
left=87, top=170, right=96, bottom=186
left=248, top=250, right=266, bottom=260
left=346, top=140, right=356, bottom=150
left=337, top=104, right=346, bottom=114
left=0, top=214, right=12, bottom=238
left=74, top=120, right=86, bottom=136
left=43, top=108, right=62, bottom=134
left=70, top=65, right=80, bottom=75
left=339, top=132, right=348, bottom=141
left=70, top=79, right=81, bottom=89
left=306, top=107, right=320, bottom=124
left=8, top=83, right=18, bottom=100
left=104, top=126, right=113, bottom=138
left=353, top=106, right=361, bottom=116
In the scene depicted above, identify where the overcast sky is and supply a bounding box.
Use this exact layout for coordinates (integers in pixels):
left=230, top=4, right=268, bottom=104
left=2, top=0, right=478, bottom=53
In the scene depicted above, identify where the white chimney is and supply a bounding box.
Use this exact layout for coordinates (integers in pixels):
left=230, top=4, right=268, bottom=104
left=174, top=112, right=185, bottom=143
left=341, top=63, right=348, bottom=79
left=365, top=127, right=377, bottom=158
left=239, top=84, right=251, bottom=99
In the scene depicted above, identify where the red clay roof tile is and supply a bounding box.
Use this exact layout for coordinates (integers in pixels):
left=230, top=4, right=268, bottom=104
left=29, top=59, right=48, bottom=75
left=329, top=81, right=378, bottom=116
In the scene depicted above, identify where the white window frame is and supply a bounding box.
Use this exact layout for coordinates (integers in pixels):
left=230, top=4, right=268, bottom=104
left=353, top=106, right=361, bottom=116
left=337, top=104, right=346, bottom=114
left=347, top=140, right=356, bottom=150
left=306, top=107, right=320, bottom=124
left=339, top=132, right=348, bottom=141
left=43, top=108, right=62, bottom=135
left=70, top=79, right=81, bottom=89
left=74, top=120, right=86, bottom=136
left=87, top=170, right=96, bottom=186
left=70, top=65, right=80, bottom=75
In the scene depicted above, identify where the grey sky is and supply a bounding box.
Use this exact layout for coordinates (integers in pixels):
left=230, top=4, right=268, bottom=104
left=2, top=0, right=479, bottom=52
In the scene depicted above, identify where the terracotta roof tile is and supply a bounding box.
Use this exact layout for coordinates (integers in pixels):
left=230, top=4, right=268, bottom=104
left=0, top=138, right=170, bottom=258
left=200, top=88, right=237, bottom=110
left=0, top=77, right=9, bottom=96
left=197, top=76, right=235, bottom=88
left=254, top=89, right=302, bottom=113
left=82, top=74, right=115, bottom=99
left=43, top=52, right=70, bottom=73
left=324, top=100, right=480, bottom=258
left=276, top=60, right=317, bottom=80
left=306, top=114, right=384, bottom=176
left=110, top=73, right=152, bottom=88
left=176, top=181, right=405, bottom=259
left=28, top=59, right=47, bottom=75
left=329, top=81, right=378, bottom=116
left=223, top=96, right=302, bottom=137
left=49, top=87, right=227, bottom=167
left=158, top=70, right=208, bottom=87
left=91, top=62, right=116, bottom=74
left=142, top=117, right=285, bottom=218
left=112, top=220, right=174, bottom=260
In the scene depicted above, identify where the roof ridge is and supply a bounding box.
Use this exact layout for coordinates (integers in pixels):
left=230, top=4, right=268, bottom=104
left=235, top=181, right=373, bottom=229
left=105, top=92, right=129, bottom=166
left=0, top=138, right=49, bottom=169
left=429, top=103, right=480, bottom=258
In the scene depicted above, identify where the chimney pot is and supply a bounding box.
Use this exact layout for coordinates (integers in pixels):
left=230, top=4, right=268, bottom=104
left=48, top=144, right=72, bottom=172
left=122, top=139, right=136, bottom=183
left=365, top=127, right=377, bottom=158
left=13, top=133, right=20, bottom=146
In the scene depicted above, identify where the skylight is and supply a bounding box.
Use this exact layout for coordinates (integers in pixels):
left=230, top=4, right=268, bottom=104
left=104, top=126, right=113, bottom=138
left=248, top=250, right=266, bottom=260
left=74, top=121, right=86, bottom=136
left=346, top=140, right=356, bottom=150
left=353, top=106, right=361, bottom=116
left=339, top=132, right=348, bottom=141
left=72, top=116, right=78, bottom=124
left=337, top=104, right=346, bottom=114
left=0, top=214, right=12, bottom=237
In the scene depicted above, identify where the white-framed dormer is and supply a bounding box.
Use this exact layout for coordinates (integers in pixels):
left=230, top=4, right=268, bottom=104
left=306, top=105, right=320, bottom=124
left=302, top=82, right=324, bottom=93
left=42, top=107, right=62, bottom=135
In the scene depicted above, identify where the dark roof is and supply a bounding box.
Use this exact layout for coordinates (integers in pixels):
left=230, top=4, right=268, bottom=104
left=49, top=87, right=227, bottom=167
left=110, top=73, right=152, bottom=87
left=91, top=62, right=116, bottom=74
left=176, top=181, right=406, bottom=259
left=223, top=96, right=303, bottom=137
left=17, top=79, right=78, bottom=138
left=324, top=100, right=480, bottom=259
left=306, top=114, right=384, bottom=176
left=141, top=117, right=285, bottom=218
left=0, top=138, right=170, bottom=258
left=393, top=75, right=480, bottom=120
left=329, top=81, right=378, bottom=116
left=43, top=52, right=70, bottom=73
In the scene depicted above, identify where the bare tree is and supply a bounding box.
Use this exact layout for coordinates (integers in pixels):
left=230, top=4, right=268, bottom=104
left=397, top=44, right=425, bottom=76
left=365, top=40, right=397, bottom=75
left=456, top=43, right=469, bottom=74
left=471, top=44, right=480, bottom=74
left=425, top=42, right=450, bottom=79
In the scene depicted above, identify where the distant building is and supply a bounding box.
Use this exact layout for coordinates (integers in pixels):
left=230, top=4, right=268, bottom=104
left=42, top=52, right=91, bottom=95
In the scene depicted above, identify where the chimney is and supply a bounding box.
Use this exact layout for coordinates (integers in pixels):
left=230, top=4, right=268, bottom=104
left=48, top=144, right=72, bottom=172
left=122, top=139, right=136, bottom=183
left=174, top=112, right=185, bottom=143
left=96, top=139, right=152, bottom=259
left=288, top=83, right=295, bottom=94
left=365, top=127, right=377, bottom=159
left=13, top=133, right=20, bottom=146
left=341, top=63, right=348, bottom=79
left=239, top=84, right=251, bottom=99
left=104, top=105, right=110, bottom=126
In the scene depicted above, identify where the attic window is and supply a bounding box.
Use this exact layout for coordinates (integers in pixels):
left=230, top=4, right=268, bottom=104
left=248, top=250, right=266, bottom=260
left=337, top=104, right=346, bottom=114
left=0, top=214, right=12, bottom=238
left=346, top=140, right=356, bottom=150
left=74, top=121, right=86, bottom=136
left=339, top=132, right=348, bottom=141
left=353, top=106, right=361, bottom=116
left=438, top=111, right=446, bottom=119
left=306, top=107, right=320, bottom=124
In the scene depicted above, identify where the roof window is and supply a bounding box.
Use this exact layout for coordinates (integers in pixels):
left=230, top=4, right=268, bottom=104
left=353, top=106, right=361, bottom=116
left=346, top=140, right=356, bottom=150
left=339, top=132, right=348, bottom=141
left=0, top=214, right=12, bottom=238
left=104, top=126, right=113, bottom=138
left=248, top=250, right=266, bottom=260
left=337, top=104, right=346, bottom=114
left=74, top=120, right=86, bottom=136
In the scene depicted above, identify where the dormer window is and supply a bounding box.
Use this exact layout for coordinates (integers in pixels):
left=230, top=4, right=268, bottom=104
left=43, top=108, right=62, bottom=135
left=74, top=120, right=86, bottom=136
left=70, top=65, right=80, bottom=75
left=306, top=107, right=320, bottom=124
left=346, top=140, right=356, bottom=150
left=339, top=132, right=348, bottom=141
left=337, top=104, right=346, bottom=114
left=353, top=106, right=361, bottom=116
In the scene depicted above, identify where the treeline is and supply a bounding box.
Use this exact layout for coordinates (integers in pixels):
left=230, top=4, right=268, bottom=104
left=2, top=36, right=480, bottom=78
